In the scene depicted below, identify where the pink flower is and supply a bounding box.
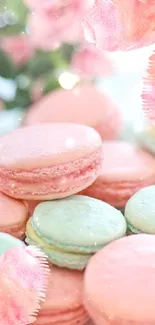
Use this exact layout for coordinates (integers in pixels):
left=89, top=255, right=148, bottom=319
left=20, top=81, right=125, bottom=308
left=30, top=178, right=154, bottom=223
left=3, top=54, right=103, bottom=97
left=71, top=47, right=113, bottom=78
left=28, top=11, right=82, bottom=50
left=2, top=35, right=34, bottom=66
left=26, top=0, right=94, bottom=50
left=83, top=0, right=155, bottom=51
left=25, top=0, right=94, bottom=14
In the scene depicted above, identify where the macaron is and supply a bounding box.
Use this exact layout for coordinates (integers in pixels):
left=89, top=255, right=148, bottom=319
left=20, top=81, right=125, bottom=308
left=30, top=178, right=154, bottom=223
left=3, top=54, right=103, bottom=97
left=84, top=234, right=155, bottom=325
left=23, top=85, right=122, bottom=140
left=125, top=185, right=155, bottom=234
left=0, top=192, right=28, bottom=239
left=0, top=232, right=25, bottom=256
left=26, top=195, right=127, bottom=270
left=81, top=141, right=155, bottom=208
left=34, top=265, right=89, bottom=325
left=0, top=123, right=102, bottom=200
left=137, top=125, right=155, bottom=155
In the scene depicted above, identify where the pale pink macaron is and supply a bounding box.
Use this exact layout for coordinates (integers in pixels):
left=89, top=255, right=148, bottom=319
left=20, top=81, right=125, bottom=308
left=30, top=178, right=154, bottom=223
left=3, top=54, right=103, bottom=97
left=84, top=234, right=155, bottom=325
left=34, top=265, right=89, bottom=325
left=0, top=192, right=28, bottom=239
left=23, top=85, right=122, bottom=140
left=81, top=141, right=155, bottom=208
left=0, top=123, right=102, bottom=200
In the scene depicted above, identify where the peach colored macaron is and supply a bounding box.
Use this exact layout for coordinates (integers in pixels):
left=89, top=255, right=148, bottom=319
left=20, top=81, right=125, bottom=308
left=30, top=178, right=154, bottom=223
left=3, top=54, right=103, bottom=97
left=34, top=265, right=89, bottom=325
left=23, top=85, right=122, bottom=140
left=84, top=234, right=155, bottom=325
left=0, top=192, right=28, bottom=239
left=0, top=123, right=102, bottom=200
left=81, top=141, right=155, bottom=208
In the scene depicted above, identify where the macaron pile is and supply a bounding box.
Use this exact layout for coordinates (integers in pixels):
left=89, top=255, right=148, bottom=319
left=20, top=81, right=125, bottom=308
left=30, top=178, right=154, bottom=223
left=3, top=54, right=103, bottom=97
left=0, top=91, right=155, bottom=325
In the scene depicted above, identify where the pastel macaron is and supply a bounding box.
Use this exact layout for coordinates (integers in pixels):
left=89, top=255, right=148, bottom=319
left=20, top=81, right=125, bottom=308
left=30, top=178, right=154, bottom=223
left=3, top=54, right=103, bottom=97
left=0, top=123, right=102, bottom=200
left=81, top=141, right=155, bottom=208
left=23, top=85, right=122, bottom=140
left=34, top=265, right=89, bottom=325
left=125, top=185, right=155, bottom=234
left=0, top=192, right=28, bottom=239
left=84, top=234, right=155, bottom=325
left=26, top=195, right=127, bottom=270
left=0, top=232, right=25, bottom=256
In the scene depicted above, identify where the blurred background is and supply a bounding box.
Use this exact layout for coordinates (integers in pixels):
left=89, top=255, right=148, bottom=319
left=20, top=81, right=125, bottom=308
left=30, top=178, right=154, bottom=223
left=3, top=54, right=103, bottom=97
left=0, top=0, right=154, bottom=139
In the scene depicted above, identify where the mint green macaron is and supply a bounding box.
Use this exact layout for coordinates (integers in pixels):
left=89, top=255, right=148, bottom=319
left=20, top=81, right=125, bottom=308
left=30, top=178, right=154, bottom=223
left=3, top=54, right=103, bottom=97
left=0, top=232, right=25, bottom=256
left=26, top=195, right=127, bottom=270
left=125, top=185, right=155, bottom=234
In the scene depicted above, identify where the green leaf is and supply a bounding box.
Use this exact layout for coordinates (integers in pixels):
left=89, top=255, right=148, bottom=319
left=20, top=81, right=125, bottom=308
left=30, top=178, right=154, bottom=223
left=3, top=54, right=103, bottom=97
left=2, top=0, right=28, bottom=25
left=0, top=23, right=25, bottom=36
left=27, top=56, right=55, bottom=79
left=43, top=75, right=60, bottom=95
left=0, top=48, right=16, bottom=79
left=16, top=87, right=32, bottom=107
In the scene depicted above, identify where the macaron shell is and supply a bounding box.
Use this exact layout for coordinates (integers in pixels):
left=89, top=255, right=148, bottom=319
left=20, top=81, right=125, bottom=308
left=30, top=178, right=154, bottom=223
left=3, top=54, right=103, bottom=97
left=84, top=234, right=155, bottom=323
left=32, top=196, right=127, bottom=253
left=0, top=192, right=28, bottom=227
left=34, top=265, right=89, bottom=324
left=0, top=192, right=28, bottom=238
left=81, top=141, right=155, bottom=207
left=125, top=185, right=155, bottom=233
left=0, top=123, right=101, bottom=169
left=26, top=219, right=92, bottom=270
left=0, top=232, right=25, bottom=255
left=23, top=85, right=121, bottom=140
left=86, top=141, right=155, bottom=182
left=34, top=308, right=88, bottom=325
left=35, top=266, right=85, bottom=311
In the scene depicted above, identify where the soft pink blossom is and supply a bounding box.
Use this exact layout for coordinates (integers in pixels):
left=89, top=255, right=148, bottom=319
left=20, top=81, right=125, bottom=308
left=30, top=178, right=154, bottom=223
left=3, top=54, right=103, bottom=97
left=25, top=0, right=94, bottom=14
left=26, top=0, right=94, bottom=50
left=2, top=35, right=34, bottom=66
left=83, top=0, right=155, bottom=51
left=71, top=47, right=113, bottom=78
left=28, top=11, right=82, bottom=50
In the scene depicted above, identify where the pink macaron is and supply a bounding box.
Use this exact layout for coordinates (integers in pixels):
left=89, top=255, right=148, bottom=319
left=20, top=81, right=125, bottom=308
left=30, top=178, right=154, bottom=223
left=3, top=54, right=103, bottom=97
left=23, top=85, right=122, bottom=140
left=34, top=265, right=89, bottom=325
left=81, top=141, right=155, bottom=208
left=84, top=234, right=155, bottom=325
left=0, top=123, right=102, bottom=200
left=0, top=192, right=28, bottom=239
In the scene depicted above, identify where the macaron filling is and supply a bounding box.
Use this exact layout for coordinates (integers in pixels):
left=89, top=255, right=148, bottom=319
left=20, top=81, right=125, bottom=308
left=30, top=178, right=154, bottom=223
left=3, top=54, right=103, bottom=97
left=126, top=220, right=141, bottom=234
left=0, top=150, right=100, bottom=197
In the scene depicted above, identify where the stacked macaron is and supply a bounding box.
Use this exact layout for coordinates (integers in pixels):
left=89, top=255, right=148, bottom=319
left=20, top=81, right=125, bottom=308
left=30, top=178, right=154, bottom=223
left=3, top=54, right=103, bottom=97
left=1, top=106, right=155, bottom=325
left=0, top=122, right=103, bottom=325
left=26, top=196, right=126, bottom=270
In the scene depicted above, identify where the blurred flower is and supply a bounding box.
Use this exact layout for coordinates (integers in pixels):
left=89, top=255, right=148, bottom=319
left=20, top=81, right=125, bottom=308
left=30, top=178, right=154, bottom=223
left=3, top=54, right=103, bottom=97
left=24, top=0, right=94, bottom=14
left=28, top=12, right=82, bottom=50
left=71, top=47, right=114, bottom=78
left=26, top=0, right=94, bottom=50
left=83, top=0, right=155, bottom=52
left=1, top=35, right=34, bottom=66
